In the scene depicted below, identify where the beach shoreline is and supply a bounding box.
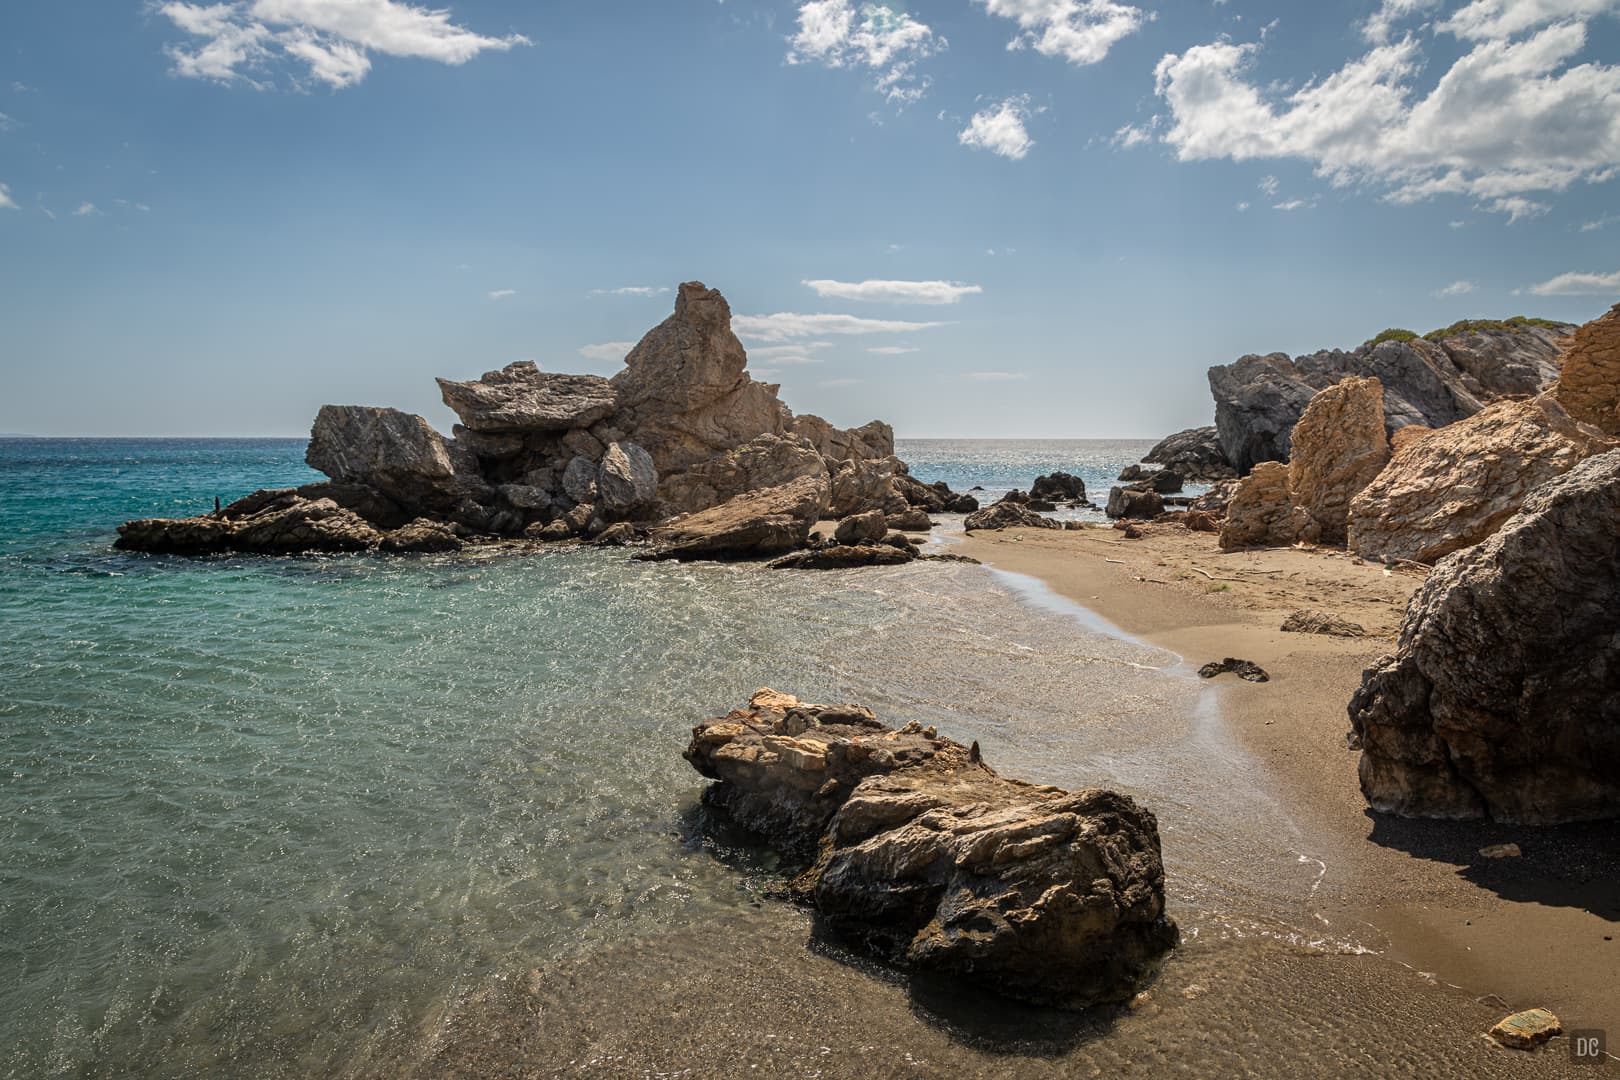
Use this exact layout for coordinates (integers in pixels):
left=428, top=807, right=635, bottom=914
left=952, top=522, right=1620, bottom=1042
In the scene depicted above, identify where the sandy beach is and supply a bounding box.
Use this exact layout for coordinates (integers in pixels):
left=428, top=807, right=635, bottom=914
left=954, top=522, right=1620, bottom=1042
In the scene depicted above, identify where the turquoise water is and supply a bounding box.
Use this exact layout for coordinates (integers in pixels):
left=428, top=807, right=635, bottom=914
left=1, top=439, right=1336, bottom=1078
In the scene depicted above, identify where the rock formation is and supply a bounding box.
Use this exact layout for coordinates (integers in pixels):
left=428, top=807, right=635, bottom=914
left=1553, top=302, right=1620, bottom=436
left=1139, top=426, right=1237, bottom=479
left=1208, top=322, right=1571, bottom=472
left=1218, top=461, right=1312, bottom=549
left=1285, top=376, right=1389, bottom=545
left=1029, top=472, right=1087, bottom=502
left=644, top=475, right=829, bottom=560
left=116, top=489, right=463, bottom=555
left=1347, top=395, right=1611, bottom=564
left=963, top=498, right=1061, bottom=531
left=1348, top=450, right=1620, bottom=823
left=1106, top=486, right=1163, bottom=519
left=305, top=406, right=460, bottom=509
left=685, top=690, right=1178, bottom=1005
left=437, top=363, right=617, bottom=432
left=833, top=509, right=887, bottom=545
left=789, top=415, right=894, bottom=464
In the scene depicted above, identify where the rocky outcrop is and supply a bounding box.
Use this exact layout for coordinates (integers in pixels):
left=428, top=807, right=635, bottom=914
left=1208, top=323, right=1571, bottom=472
left=1348, top=450, right=1620, bottom=823
left=1030, top=472, right=1086, bottom=502
left=1106, top=486, right=1163, bottom=520
left=1554, top=303, right=1620, bottom=436
left=964, top=499, right=1061, bottom=531
left=1286, top=376, right=1390, bottom=546
left=594, top=441, right=658, bottom=516
left=685, top=690, right=1178, bottom=1005
left=436, top=362, right=617, bottom=432
left=834, top=509, right=888, bottom=545
left=789, top=414, right=894, bottom=464
left=114, top=489, right=469, bottom=556
left=1348, top=395, right=1612, bottom=564
left=1218, top=461, right=1312, bottom=549
left=659, top=434, right=827, bottom=516
left=305, top=406, right=459, bottom=508
left=1388, top=425, right=1433, bottom=453
left=645, top=475, right=829, bottom=560
left=827, top=456, right=909, bottom=518
left=1140, top=426, right=1237, bottom=480
left=767, top=543, right=917, bottom=569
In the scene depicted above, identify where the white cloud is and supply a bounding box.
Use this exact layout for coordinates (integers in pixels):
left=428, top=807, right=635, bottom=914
left=1235, top=200, right=1251, bottom=210
left=1272, top=198, right=1310, bottom=210
left=868, top=345, right=919, bottom=354
left=1442, top=0, right=1620, bottom=40
left=73, top=202, right=100, bottom=216
left=1580, top=212, right=1620, bottom=231
left=750, top=342, right=834, bottom=359
left=803, top=278, right=982, bottom=304
left=974, top=0, right=1147, bottom=66
left=1436, top=279, right=1477, bottom=295
left=964, top=371, right=1028, bottom=381
left=0, top=111, right=17, bottom=132
left=1527, top=269, right=1620, bottom=295
left=1150, top=18, right=1620, bottom=215
left=787, top=1, right=942, bottom=105
left=590, top=285, right=670, bottom=297
left=1362, top=0, right=1441, bottom=44
left=156, top=0, right=528, bottom=89
left=959, top=95, right=1035, bottom=160
left=487, top=288, right=515, bottom=300
left=578, top=341, right=635, bottom=362
left=731, top=311, right=949, bottom=342
left=0, top=183, right=16, bottom=210
left=1489, top=195, right=1549, bottom=222
left=1449, top=218, right=1467, bottom=227
left=1258, top=174, right=1279, bottom=196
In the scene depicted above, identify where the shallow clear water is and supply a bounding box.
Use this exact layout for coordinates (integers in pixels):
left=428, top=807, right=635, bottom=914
left=2, top=439, right=1344, bottom=1078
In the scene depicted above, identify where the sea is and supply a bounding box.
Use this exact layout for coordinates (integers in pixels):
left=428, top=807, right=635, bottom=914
left=0, top=439, right=1491, bottom=1078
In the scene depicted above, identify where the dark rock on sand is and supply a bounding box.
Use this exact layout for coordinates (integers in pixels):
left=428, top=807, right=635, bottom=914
left=1489, top=1009, right=1563, bottom=1050
left=1198, top=659, right=1270, bottom=683
left=1349, top=449, right=1620, bottom=824
left=963, top=499, right=1061, bottom=531
left=889, top=508, right=934, bottom=532
left=684, top=689, right=1178, bottom=1006
left=834, top=509, right=888, bottom=545
left=1106, top=487, right=1163, bottom=520
left=1280, top=611, right=1364, bottom=637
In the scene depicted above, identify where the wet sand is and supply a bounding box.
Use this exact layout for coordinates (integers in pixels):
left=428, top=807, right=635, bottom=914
left=954, top=522, right=1620, bottom=1045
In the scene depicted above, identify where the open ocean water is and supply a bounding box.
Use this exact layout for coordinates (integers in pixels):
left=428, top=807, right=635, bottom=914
left=1, top=438, right=1456, bottom=1078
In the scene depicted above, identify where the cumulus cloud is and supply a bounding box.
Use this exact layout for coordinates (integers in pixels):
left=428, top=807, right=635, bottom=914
left=156, top=0, right=528, bottom=89
left=973, top=0, right=1147, bottom=66
left=487, top=288, right=515, bottom=300
left=1149, top=12, right=1620, bottom=215
left=0, top=183, right=16, bottom=210
left=590, top=285, right=670, bottom=297
left=1435, top=279, right=1477, bottom=295
left=731, top=311, right=949, bottom=342
left=1362, top=0, right=1441, bottom=43
left=959, top=95, right=1036, bottom=160
left=578, top=341, right=635, bottom=363
left=787, top=0, right=942, bottom=105
left=802, top=278, right=982, bottom=304
left=1528, top=269, right=1620, bottom=295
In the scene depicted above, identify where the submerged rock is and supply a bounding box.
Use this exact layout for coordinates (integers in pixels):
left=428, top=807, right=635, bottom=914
left=116, top=490, right=384, bottom=555
left=684, top=690, right=1178, bottom=1006
left=1349, top=450, right=1620, bottom=824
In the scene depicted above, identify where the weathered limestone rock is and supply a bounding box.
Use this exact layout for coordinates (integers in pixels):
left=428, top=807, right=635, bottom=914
left=114, top=515, right=234, bottom=554
left=646, top=475, right=830, bottom=560
left=595, top=441, right=658, bottom=517
left=1489, top=1009, right=1563, bottom=1050
left=1388, top=425, right=1433, bottom=453
left=1030, top=472, right=1087, bottom=502
left=561, top=455, right=598, bottom=504
left=685, top=690, right=1178, bottom=1005
left=1554, top=302, right=1620, bottom=436
left=117, top=490, right=393, bottom=555
left=889, top=508, right=934, bottom=532
left=1349, top=450, right=1620, bottom=823
left=1106, top=486, right=1164, bottom=519
left=660, top=434, right=827, bottom=517
left=789, top=414, right=894, bottom=463
left=1280, top=611, right=1364, bottom=637
left=827, top=456, right=908, bottom=518
left=612, top=283, right=789, bottom=473
left=305, top=406, right=458, bottom=505
left=1218, top=461, right=1314, bottom=549
left=1208, top=323, right=1571, bottom=471
left=767, top=544, right=917, bottom=569
left=1287, top=376, right=1390, bottom=545
left=834, top=509, right=887, bottom=545
left=1348, top=395, right=1611, bottom=564
left=497, top=484, right=552, bottom=511
left=378, top=518, right=464, bottom=553
left=1141, top=426, right=1237, bottom=479
left=436, top=361, right=617, bottom=433
left=963, top=499, right=1061, bottom=531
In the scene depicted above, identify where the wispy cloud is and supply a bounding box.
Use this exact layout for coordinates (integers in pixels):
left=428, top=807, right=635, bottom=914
left=155, top=0, right=529, bottom=90
left=590, top=285, right=670, bottom=297
left=1258, top=174, right=1279, bottom=196
left=1580, top=212, right=1620, bottom=232
left=1273, top=198, right=1311, bottom=211
left=487, top=288, right=516, bottom=300
left=973, top=0, right=1148, bottom=66
left=73, top=201, right=101, bottom=216
left=1361, top=0, right=1441, bottom=44
left=0, top=183, right=17, bottom=210
left=959, top=95, right=1035, bottom=160
left=964, top=371, right=1028, bottom=381
left=578, top=341, right=635, bottom=362
left=1435, top=279, right=1477, bottom=296
left=732, top=311, right=949, bottom=342
left=1528, top=269, right=1620, bottom=296
left=0, top=112, right=16, bottom=133
left=803, top=278, right=982, bottom=304
left=787, top=0, right=942, bottom=106
left=867, top=345, right=919, bottom=355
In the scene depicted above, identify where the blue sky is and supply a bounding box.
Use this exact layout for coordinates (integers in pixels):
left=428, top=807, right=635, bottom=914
left=2, top=0, right=1618, bottom=438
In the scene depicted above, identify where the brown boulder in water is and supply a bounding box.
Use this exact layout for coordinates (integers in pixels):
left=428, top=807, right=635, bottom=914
left=645, top=475, right=829, bottom=560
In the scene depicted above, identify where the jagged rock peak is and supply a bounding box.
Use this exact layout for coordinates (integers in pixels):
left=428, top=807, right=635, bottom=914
left=613, top=282, right=751, bottom=412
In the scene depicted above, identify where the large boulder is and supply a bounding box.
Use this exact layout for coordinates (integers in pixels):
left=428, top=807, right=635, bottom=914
left=659, top=434, right=828, bottom=517
left=789, top=414, right=894, bottom=463
left=1286, top=376, right=1390, bottom=545
left=612, top=283, right=790, bottom=473
left=834, top=509, right=887, bottom=544
left=1106, top=486, right=1163, bottom=519
left=1030, top=472, right=1086, bottom=502
left=1140, top=426, right=1237, bottom=480
left=436, top=361, right=617, bottom=433
left=827, top=456, right=909, bottom=518
left=116, top=490, right=383, bottom=555
left=1208, top=323, right=1571, bottom=472
left=305, top=406, right=458, bottom=506
left=1218, top=461, right=1312, bottom=549
left=685, top=690, right=1178, bottom=1006
left=595, top=441, right=659, bottom=517
left=1348, top=450, right=1620, bottom=823
left=1348, top=395, right=1612, bottom=564
left=646, top=474, right=829, bottom=560
left=1553, top=303, right=1620, bottom=436
left=964, top=499, right=1061, bottom=531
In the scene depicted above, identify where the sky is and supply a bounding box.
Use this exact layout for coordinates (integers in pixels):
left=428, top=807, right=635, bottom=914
left=1, top=0, right=1618, bottom=438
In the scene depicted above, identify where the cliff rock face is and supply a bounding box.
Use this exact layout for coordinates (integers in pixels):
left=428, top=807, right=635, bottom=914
left=1554, top=303, right=1620, bottom=436
left=1286, top=376, right=1390, bottom=546
left=1348, top=395, right=1611, bottom=564
left=789, top=414, right=894, bottom=464
left=1140, top=426, right=1236, bottom=479
left=685, top=690, right=1178, bottom=1005
left=1348, top=451, right=1620, bottom=823
left=436, top=363, right=617, bottom=433
left=1208, top=323, right=1571, bottom=472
